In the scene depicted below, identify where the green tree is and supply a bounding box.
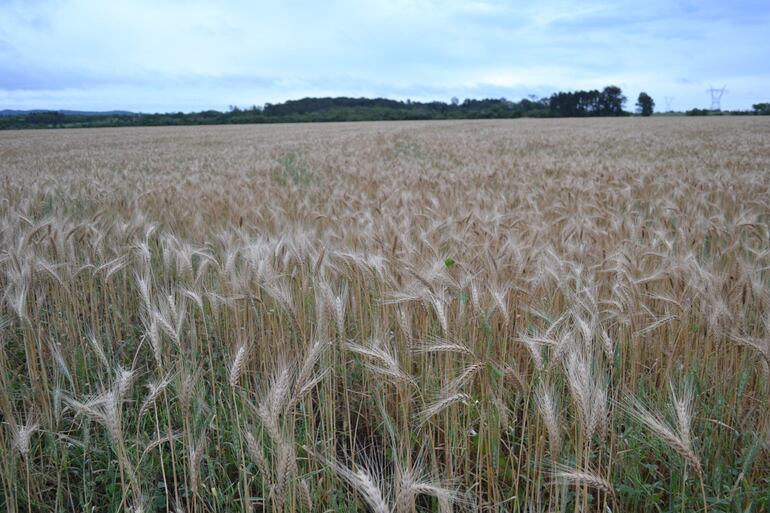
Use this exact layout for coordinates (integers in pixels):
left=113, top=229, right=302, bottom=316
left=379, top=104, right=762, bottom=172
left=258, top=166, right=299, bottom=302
left=752, top=103, right=770, bottom=115
left=636, top=92, right=655, bottom=116
left=599, top=86, right=626, bottom=115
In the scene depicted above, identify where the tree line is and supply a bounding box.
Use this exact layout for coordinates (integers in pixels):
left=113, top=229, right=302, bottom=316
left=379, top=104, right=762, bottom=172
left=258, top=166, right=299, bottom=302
left=1, top=87, right=767, bottom=129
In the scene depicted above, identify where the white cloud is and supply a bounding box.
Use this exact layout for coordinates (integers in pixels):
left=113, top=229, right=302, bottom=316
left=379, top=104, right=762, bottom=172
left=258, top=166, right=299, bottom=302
left=0, top=0, right=768, bottom=110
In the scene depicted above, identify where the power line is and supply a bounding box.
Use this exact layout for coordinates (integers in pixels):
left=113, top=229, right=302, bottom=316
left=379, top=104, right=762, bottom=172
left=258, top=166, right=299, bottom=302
left=707, top=85, right=726, bottom=111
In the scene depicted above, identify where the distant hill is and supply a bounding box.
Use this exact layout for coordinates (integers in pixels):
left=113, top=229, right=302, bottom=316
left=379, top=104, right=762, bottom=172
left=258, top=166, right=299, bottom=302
left=0, top=109, right=136, bottom=117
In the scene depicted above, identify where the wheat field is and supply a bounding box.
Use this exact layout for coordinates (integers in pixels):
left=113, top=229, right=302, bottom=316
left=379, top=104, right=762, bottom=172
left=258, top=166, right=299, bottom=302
left=0, top=117, right=769, bottom=512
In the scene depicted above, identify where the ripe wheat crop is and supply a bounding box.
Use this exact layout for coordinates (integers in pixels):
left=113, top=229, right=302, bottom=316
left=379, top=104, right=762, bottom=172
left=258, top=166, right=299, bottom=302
left=0, top=117, right=769, bottom=512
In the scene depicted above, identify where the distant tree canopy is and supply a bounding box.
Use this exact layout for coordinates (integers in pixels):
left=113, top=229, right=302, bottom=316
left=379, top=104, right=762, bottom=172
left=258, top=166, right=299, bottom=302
left=2, top=86, right=762, bottom=130
left=26, top=111, right=68, bottom=126
left=636, top=92, right=655, bottom=116
left=547, top=86, right=628, bottom=117
left=753, top=103, right=770, bottom=115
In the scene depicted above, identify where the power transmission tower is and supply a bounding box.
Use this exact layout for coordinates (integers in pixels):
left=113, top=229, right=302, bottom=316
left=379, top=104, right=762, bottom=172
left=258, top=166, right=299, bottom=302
left=664, top=97, right=674, bottom=112
left=707, top=85, right=726, bottom=111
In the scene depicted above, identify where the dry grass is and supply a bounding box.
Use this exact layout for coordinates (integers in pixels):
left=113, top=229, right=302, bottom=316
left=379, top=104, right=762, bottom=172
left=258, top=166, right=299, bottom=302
left=0, top=117, right=769, bottom=512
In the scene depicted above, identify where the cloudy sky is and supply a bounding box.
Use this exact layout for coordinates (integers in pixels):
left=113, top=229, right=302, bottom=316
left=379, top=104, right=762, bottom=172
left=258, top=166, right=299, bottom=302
left=1, top=0, right=768, bottom=112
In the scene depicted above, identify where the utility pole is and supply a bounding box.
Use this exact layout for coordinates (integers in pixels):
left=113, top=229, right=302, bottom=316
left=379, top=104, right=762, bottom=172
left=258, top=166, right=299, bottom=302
left=706, top=85, right=726, bottom=111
